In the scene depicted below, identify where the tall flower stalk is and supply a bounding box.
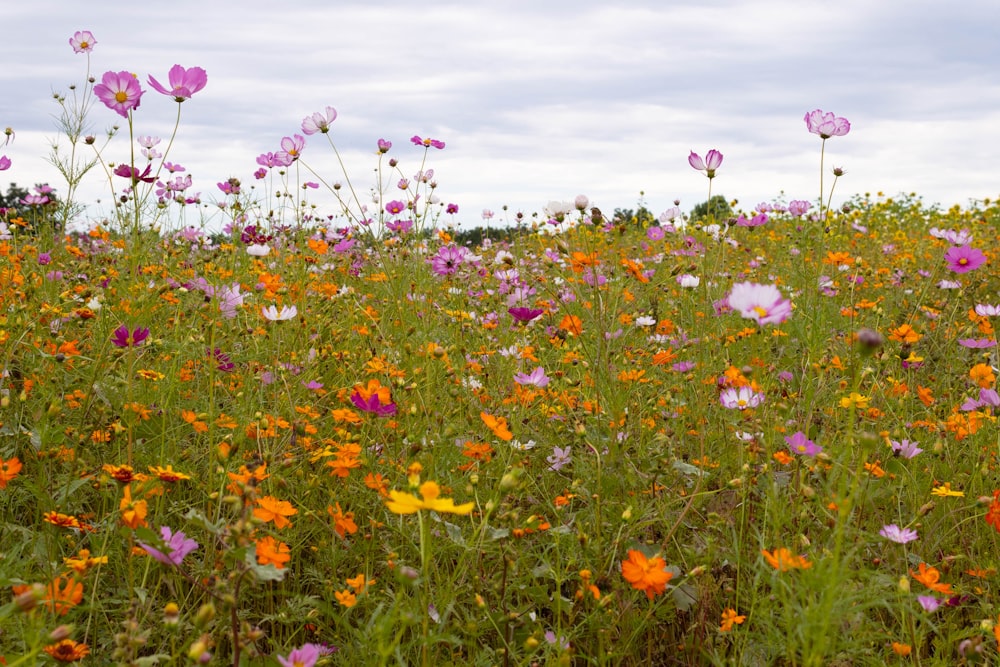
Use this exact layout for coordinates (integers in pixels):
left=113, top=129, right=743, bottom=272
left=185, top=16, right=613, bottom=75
left=804, top=109, right=850, bottom=223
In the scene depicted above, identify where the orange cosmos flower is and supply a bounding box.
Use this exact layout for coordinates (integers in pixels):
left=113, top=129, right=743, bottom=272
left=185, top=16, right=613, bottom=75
left=119, top=484, right=148, bottom=529
left=64, top=549, right=108, bottom=575
left=558, top=314, right=583, bottom=336
left=255, top=536, right=291, bottom=569
left=327, top=503, right=359, bottom=538
left=761, top=548, right=812, bottom=571
left=43, top=511, right=91, bottom=532
left=910, top=562, right=953, bottom=594
left=720, top=608, right=746, bottom=632
left=480, top=412, right=513, bottom=441
left=0, top=456, right=22, bottom=488
left=334, top=589, right=357, bottom=608
left=887, top=324, right=921, bottom=344
left=43, top=639, right=90, bottom=662
left=621, top=549, right=673, bottom=600
left=12, top=576, right=84, bottom=615
left=985, top=490, right=1000, bottom=532
left=254, top=496, right=298, bottom=528
left=148, top=465, right=191, bottom=483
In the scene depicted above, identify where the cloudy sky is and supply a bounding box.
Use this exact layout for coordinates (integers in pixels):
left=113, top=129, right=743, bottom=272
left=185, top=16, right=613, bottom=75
left=2, top=0, right=999, bottom=230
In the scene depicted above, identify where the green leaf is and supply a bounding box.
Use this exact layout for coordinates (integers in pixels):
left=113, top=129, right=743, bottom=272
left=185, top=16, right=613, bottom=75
left=245, top=550, right=287, bottom=582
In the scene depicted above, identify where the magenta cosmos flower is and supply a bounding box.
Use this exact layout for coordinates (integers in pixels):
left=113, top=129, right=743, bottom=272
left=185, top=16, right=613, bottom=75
left=277, top=643, right=322, bottom=667
left=0, top=156, right=10, bottom=171
left=785, top=431, right=822, bottom=457
left=301, top=106, right=337, bottom=135
left=509, top=306, right=544, bottom=323
left=111, top=325, right=150, bottom=348
left=944, top=245, right=986, bottom=273
left=147, top=65, right=207, bottom=102
left=804, top=109, right=851, bottom=138
left=411, top=135, right=445, bottom=149
left=350, top=390, right=397, bottom=417
left=727, top=282, right=792, bottom=326
left=94, top=70, right=145, bottom=118
left=430, top=244, right=469, bottom=276
left=688, top=150, right=723, bottom=178
left=69, top=30, right=97, bottom=54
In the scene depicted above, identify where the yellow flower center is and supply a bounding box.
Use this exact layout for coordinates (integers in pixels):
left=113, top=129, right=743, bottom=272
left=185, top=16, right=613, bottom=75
left=115, top=91, right=129, bottom=103
left=753, top=306, right=769, bottom=318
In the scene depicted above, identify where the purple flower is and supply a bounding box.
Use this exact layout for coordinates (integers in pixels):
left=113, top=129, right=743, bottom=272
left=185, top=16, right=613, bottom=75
left=547, top=445, right=572, bottom=471
left=727, top=282, right=792, bottom=326
left=69, top=30, right=97, bottom=54
left=411, top=135, right=445, bottom=149
left=111, top=325, right=150, bottom=348
left=514, top=366, right=550, bottom=388
left=139, top=526, right=199, bottom=566
left=879, top=524, right=918, bottom=544
left=301, top=106, right=337, bottom=135
left=94, top=71, right=144, bottom=117
left=277, top=643, right=321, bottom=667
left=736, top=213, right=768, bottom=227
left=446, top=203, right=459, bottom=214
left=804, top=109, right=851, bottom=138
left=211, top=348, right=234, bottom=372
left=646, top=226, right=665, bottom=241
left=114, top=163, right=156, bottom=184
left=688, top=149, right=723, bottom=178
left=916, top=595, right=941, bottom=613
left=385, top=200, right=406, bottom=215
left=147, top=65, right=207, bottom=102
left=889, top=439, right=923, bottom=459
left=377, top=138, right=392, bottom=153
left=944, top=245, right=986, bottom=274
left=785, top=431, right=822, bottom=457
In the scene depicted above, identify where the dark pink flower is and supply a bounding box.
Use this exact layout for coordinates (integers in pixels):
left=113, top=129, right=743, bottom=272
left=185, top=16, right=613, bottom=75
left=508, top=306, right=544, bottom=323
left=114, top=163, right=156, bottom=184
left=69, top=30, right=97, bottom=54
left=804, top=109, right=851, bottom=139
left=411, top=135, right=445, bottom=149
left=944, top=245, right=986, bottom=274
left=377, top=138, right=392, bottom=153
left=688, top=150, right=723, bottom=178
left=111, top=325, right=150, bottom=348
left=350, top=391, right=397, bottom=417
left=94, top=70, right=144, bottom=118
left=446, top=203, right=459, bottom=214
left=147, top=65, right=207, bottom=102
left=0, top=156, right=10, bottom=171
left=385, top=200, right=406, bottom=215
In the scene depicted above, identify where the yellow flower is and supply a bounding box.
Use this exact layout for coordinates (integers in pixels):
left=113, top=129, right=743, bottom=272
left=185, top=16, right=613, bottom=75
left=931, top=482, right=964, bottom=497
left=761, top=547, right=812, bottom=571
left=839, top=392, right=870, bottom=409
left=385, top=480, right=474, bottom=515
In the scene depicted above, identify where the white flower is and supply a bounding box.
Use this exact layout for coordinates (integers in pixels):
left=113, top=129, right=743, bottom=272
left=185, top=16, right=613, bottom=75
left=677, top=274, right=700, bottom=288
left=635, top=316, right=656, bottom=327
left=247, top=243, right=271, bottom=257
left=262, top=304, right=297, bottom=321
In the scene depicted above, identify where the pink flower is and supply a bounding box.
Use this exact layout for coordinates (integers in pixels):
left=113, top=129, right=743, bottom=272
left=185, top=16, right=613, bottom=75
left=785, top=431, right=822, bottom=457
left=879, top=524, right=918, bottom=544
left=377, top=138, right=392, bottom=153
left=147, top=65, right=207, bottom=102
left=94, top=70, right=145, bottom=118
left=727, top=282, right=792, bottom=326
left=804, top=109, right=851, bottom=139
left=277, top=644, right=322, bottom=667
left=277, top=135, right=305, bottom=163
left=944, top=245, right=986, bottom=273
left=69, top=30, right=97, bottom=54
left=350, top=391, right=397, bottom=417
left=411, top=135, right=445, bottom=149
left=688, top=150, right=723, bottom=178
left=719, top=386, right=764, bottom=410
left=514, top=366, right=550, bottom=388
left=509, top=306, right=544, bottom=323
left=430, top=244, right=469, bottom=276
left=111, top=325, right=150, bottom=348
left=0, top=156, right=10, bottom=171
left=114, top=163, right=156, bottom=184
left=301, top=106, right=337, bottom=135
left=385, top=200, right=406, bottom=215
left=787, top=200, right=812, bottom=216
left=138, top=526, right=199, bottom=566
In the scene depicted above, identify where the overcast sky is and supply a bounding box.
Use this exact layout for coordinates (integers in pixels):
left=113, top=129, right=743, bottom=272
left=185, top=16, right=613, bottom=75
left=2, top=1, right=999, bottom=230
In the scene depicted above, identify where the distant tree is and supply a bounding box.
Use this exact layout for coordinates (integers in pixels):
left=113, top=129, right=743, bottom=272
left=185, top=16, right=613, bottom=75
left=612, top=205, right=655, bottom=227
left=0, top=183, right=30, bottom=209
left=690, top=195, right=732, bottom=223
left=0, top=182, right=64, bottom=233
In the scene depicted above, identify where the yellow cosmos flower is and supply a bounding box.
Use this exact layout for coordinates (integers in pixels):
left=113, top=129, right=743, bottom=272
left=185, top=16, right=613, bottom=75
left=386, top=481, right=474, bottom=515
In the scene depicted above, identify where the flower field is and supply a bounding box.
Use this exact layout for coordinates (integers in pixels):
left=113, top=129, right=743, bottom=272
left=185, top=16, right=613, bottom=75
left=3, top=31, right=1000, bottom=666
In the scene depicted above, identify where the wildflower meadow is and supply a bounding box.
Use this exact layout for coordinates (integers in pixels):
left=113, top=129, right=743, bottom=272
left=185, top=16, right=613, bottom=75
left=4, top=30, right=1000, bottom=667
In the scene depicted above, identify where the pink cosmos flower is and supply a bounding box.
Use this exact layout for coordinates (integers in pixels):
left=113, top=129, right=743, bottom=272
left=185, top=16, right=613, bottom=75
left=727, top=282, right=792, bottom=326
left=879, top=524, right=918, bottom=544
left=350, top=391, right=397, bottom=417
left=514, top=366, right=550, bottom=388
left=688, top=150, right=723, bottom=178
left=377, top=138, right=392, bottom=153
left=277, top=643, right=322, bottom=667
left=430, top=244, right=469, bottom=276
left=114, top=163, right=156, bottom=184
left=277, top=135, right=305, bottom=163
left=94, top=70, right=145, bottom=118
left=385, top=200, right=406, bottom=215
left=69, top=30, right=97, bottom=54
left=138, top=526, right=199, bottom=566
left=719, top=386, right=764, bottom=410
left=787, top=200, right=812, bottom=216
left=785, top=431, right=822, bottom=457
left=0, top=156, right=10, bottom=171
left=509, top=306, right=544, bottom=323
left=147, top=65, right=207, bottom=102
left=804, top=109, right=851, bottom=138
left=944, top=245, right=986, bottom=274
left=411, top=135, right=445, bottom=149
left=301, top=106, right=337, bottom=135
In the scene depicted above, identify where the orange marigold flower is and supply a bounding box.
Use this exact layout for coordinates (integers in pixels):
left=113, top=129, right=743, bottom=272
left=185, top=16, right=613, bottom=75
left=12, top=576, right=84, bottom=615
left=103, top=463, right=136, bottom=484
left=148, top=465, right=191, bottom=483
left=254, top=495, right=298, bottom=528
left=621, top=549, right=673, bottom=600
left=909, top=562, right=953, bottom=594
left=761, top=547, right=812, bottom=571
left=255, top=536, right=291, bottom=569
left=43, top=639, right=90, bottom=662
left=0, top=456, right=22, bottom=488
left=43, top=511, right=89, bottom=532
left=891, top=642, right=912, bottom=656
